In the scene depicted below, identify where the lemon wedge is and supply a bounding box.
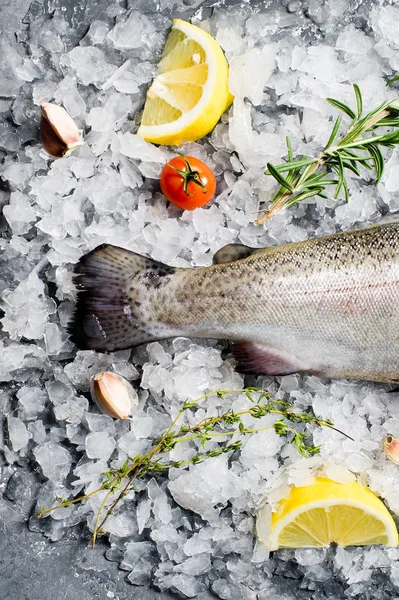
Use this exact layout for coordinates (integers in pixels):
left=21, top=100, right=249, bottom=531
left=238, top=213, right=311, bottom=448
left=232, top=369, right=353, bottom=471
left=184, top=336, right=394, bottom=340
left=259, top=478, right=398, bottom=550
left=137, top=19, right=233, bottom=145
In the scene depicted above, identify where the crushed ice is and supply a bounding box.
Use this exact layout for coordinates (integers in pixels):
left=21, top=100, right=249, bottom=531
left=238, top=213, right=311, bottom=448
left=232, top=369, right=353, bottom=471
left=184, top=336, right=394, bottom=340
left=2, top=0, right=399, bottom=598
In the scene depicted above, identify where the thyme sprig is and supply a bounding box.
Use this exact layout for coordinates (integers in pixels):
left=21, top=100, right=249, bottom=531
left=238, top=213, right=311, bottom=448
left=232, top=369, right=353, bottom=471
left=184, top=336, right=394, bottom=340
left=35, top=387, right=351, bottom=546
left=255, top=85, right=399, bottom=224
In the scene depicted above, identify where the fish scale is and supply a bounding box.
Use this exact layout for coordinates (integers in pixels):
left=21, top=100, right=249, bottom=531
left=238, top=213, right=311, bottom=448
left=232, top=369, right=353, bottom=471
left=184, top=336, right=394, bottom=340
left=71, top=222, right=399, bottom=383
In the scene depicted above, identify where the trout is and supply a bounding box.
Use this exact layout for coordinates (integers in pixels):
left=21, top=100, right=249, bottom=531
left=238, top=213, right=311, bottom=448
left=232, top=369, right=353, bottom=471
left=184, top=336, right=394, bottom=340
left=71, top=222, right=399, bottom=383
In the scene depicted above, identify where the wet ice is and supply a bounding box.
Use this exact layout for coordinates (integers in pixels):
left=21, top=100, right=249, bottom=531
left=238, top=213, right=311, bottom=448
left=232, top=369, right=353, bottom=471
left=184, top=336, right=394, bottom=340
left=2, top=0, right=399, bottom=598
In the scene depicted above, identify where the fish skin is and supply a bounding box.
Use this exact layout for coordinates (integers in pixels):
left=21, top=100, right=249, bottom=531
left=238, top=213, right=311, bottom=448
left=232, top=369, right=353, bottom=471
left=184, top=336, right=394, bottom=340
left=71, top=222, right=399, bottom=383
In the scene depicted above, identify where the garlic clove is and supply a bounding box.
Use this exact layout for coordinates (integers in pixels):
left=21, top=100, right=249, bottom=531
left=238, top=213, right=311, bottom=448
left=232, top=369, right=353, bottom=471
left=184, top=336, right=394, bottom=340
left=90, top=371, right=138, bottom=420
left=40, top=101, right=83, bottom=158
left=383, top=435, right=399, bottom=465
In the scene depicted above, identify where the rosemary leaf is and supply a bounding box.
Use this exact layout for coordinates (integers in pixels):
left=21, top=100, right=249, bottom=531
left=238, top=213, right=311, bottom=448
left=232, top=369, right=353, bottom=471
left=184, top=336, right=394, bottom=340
left=267, top=162, right=294, bottom=191
left=367, top=143, right=385, bottom=183
left=324, top=115, right=342, bottom=150
left=286, top=135, right=293, bottom=161
left=264, top=157, right=316, bottom=174
left=387, top=75, right=399, bottom=87
left=326, top=97, right=356, bottom=120
left=353, top=83, right=363, bottom=118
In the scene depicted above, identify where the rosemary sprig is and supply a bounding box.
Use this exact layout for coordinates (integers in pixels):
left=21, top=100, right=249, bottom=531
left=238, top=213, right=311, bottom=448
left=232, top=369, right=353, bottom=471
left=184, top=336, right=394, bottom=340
left=35, top=387, right=352, bottom=546
left=255, top=84, right=399, bottom=224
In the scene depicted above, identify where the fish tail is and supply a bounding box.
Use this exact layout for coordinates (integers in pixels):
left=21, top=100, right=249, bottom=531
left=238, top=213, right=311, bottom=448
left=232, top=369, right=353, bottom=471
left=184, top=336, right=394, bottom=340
left=69, top=244, right=175, bottom=352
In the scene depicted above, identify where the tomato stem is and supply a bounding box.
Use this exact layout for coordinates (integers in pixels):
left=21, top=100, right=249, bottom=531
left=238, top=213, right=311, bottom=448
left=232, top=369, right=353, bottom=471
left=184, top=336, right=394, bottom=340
left=168, top=153, right=208, bottom=196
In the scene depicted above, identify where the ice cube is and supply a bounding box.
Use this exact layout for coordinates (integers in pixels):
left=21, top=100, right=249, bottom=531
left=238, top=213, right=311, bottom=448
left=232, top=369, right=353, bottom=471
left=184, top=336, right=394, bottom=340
left=295, top=548, right=327, bottom=566
left=119, top=132, right=167, bottom=162
left=0, top=77, right=21, bottom=97
left=137, top=497, right=152, bottom=533
left=39, top=30, right=65, bottom=53
left=86, top=92, right=132, bottom=132
left=86, top=412, right=115, bottom=433
left=2, top=191, right=37, bottom=234
left=44, top=323, right=65, bottom=356
left=148, top=479, right=173, bottom=524
left=229, top=46, right=277, bottom=105
left=85, top=431, right=116, bottom=460
left=17, top=386, right=47, bottom=420
left=85, top=20, right=109, bottom=45
left=28, top=421, right=46, bottom=444
left=170, top=574, right=203, bottom=598
left=121, top=541, right=153, bottom=570
left=175, top=555, right=211, bottom=576
left=303, top=563, right=332, bottom=581
left=107, top=11, right=157, bottom=51
left=323, top=463, right=356, bottom=484
left=336, top=26, right=373, bottom=55
left=69, top=146, right=96, bottom=179
left=103, top=511, right=138, bottom=537
left=113, top=71, right=139, bottom=94
left=1, top=271, right=56, bottom=341
left=34, top=442, right=72, bottom=483
left=183, top=536, right=212, bottom=557
left=371, top=6, right=399, bottom=50
left=3, top=160, right=34, bottom=190
left=60, top=46, right=116, bottom=88
left=54, top=76, right=86, bottom=119
left=383, top=153, right=399, bottom=192
left=8, top=416, right=31, bottom=452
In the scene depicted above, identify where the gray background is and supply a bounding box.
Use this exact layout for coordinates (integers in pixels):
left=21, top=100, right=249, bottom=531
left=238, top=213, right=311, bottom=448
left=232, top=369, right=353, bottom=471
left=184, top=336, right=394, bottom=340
left=0, top=0, right=379, bottom=599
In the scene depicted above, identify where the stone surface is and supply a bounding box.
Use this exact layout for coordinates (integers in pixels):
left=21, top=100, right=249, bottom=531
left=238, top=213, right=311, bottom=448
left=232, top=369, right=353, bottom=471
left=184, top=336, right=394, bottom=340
left=0, top=520, right=181, bottom=600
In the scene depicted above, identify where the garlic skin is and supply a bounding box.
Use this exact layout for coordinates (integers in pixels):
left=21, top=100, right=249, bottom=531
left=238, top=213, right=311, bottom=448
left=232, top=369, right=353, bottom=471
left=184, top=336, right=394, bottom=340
left=90, top=372, right=138, bottom=419
left=40, top=101, right=83, bottom=158
left=383, top=435, right=399, bottom=465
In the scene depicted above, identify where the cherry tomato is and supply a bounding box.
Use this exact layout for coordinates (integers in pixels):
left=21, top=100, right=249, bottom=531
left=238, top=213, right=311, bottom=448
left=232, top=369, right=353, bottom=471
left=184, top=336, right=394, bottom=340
left=160, top=154, right=216, bottom=210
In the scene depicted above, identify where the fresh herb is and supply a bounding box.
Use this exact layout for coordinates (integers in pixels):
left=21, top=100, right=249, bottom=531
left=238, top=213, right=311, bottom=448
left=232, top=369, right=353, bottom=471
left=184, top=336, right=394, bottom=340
left=387, top=76, right=399, bottom=87
left=35, top=387, right=351, bottom=546
left=255, top=85, right=399, bottom=224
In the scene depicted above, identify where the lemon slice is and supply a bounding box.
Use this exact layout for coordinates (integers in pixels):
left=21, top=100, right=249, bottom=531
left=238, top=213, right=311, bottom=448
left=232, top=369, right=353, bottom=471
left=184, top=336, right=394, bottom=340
left=138, top=19, right=233, bottom=145
left=259, top=478, right=398, bottom=550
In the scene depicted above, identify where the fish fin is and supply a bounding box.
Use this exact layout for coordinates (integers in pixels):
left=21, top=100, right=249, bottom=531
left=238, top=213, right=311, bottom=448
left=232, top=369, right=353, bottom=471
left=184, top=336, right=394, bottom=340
left=70, top=244, right=174, bottom=352
left=213, top=244, right=259, bottom=265
left=232, top=342, right=304, bottom=376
